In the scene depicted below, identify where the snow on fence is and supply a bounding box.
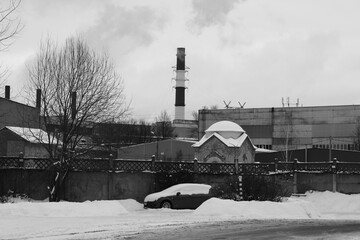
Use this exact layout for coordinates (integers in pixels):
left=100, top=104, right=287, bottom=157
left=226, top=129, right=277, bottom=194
left=1, top=155, right=360, bottom=175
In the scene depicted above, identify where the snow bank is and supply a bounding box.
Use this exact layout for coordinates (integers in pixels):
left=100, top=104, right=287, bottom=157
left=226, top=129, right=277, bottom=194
left=1, top=191, right=360, bottom=220
left=0, top=199, right=143, bottom=217
left=194, top=197, right=321, bottom=219
left=194, top=191, right=360, bottom=220
left=120, top=199, right=144, bottom=212
left=301, top=191, right=360, bottom=219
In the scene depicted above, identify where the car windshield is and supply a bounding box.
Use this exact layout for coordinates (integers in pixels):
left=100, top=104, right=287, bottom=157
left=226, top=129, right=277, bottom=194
left=160, top=184, right=211, bottom=195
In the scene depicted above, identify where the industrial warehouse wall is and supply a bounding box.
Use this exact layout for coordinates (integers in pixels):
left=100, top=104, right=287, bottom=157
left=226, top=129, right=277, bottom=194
left=0, top=97, right=41, bottom=130
left=198, top=105, right=360, bottom=151
left=2, top=169, right=360, bottom=202
left=118, top=139, right=196, bottom=162
left=256, top=148, right=360, bottom=163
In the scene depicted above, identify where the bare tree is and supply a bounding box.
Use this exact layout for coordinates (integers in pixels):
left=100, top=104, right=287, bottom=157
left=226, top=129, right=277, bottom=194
left=276, top=109, right=296, bottom=162
left=0, top=0, right=21, bottom=49
left=152, top=110, right=174, bottom=139
left=27, top=37, right=128, bottom=201
left=190, top=110, right=199, bottom=139
left=191, top=110, right=198, bottom=121
left=0, top=0, right=22, bottom=83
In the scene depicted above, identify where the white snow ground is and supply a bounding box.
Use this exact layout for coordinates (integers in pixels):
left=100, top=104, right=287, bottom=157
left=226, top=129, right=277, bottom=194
left=1, top=191, right=360, bottom=239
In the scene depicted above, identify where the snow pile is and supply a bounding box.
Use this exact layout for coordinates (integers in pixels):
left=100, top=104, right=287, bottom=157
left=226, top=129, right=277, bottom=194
left=0, top=199, right=142, bottom=217
left=1, top=191, right=360, bottom=220
left=1, top=191, right=360, bottom=239
left=194, top=191, right=360, bottom=220
left=194, top=197, right=321, bottom=219
left=301, top=191, right=360, bottom=219
left=120, top=199, right=145, bottom=212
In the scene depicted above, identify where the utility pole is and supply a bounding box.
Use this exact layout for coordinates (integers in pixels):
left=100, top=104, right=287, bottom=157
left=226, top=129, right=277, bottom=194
left=285, top=124, right=289, bottom=162
left=329, top=136, right=332, bottom=162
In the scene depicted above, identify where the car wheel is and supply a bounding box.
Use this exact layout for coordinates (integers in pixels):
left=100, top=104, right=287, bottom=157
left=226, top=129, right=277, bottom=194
left=161, top=201, right=172, bottom=209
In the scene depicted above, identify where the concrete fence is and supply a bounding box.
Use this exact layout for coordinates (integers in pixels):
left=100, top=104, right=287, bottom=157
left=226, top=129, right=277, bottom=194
left=1, top=156, right=360, bottom=202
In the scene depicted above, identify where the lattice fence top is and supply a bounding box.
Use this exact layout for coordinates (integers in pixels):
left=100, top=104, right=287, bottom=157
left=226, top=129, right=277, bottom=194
left=154, top=161, right=194, bottom=173
left=114, top=160, right=152, bottom=172
left=240, top=163, right=275, bottom=175
left=337, top=162, right=360, bottom=174
left=0, top=157, right=20, bottom=168
left=197, top=162, right=235, bottom=174
left=71, top=158, right=110, bottom=171
left=23, top=158, right=53, bottom=169
left=1, top=157, right=360, bottom=175
left=297, top=162, right=332, bottom=173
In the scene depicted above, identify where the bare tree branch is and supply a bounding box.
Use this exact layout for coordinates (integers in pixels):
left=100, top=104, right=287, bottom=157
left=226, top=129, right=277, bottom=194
left=0, top=0, right=22, bottom=51
left=27, top=37, right=129, bottom=159
left=152, top=110, right=174, bottom=139
left=27, top=36, right=129, bottom=201
left=0, top=0, right=22, bottom=87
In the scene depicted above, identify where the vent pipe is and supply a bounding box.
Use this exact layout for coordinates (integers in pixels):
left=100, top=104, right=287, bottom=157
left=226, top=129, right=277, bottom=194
left=5, top=85, right=10, bottom=99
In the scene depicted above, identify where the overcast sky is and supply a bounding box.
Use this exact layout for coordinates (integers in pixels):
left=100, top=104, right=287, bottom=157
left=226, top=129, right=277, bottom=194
left=1, top=0, right=360, bottom=121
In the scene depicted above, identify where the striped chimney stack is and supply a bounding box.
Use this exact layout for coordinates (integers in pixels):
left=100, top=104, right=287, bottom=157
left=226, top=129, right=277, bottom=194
left=174, top=47, right=187, bottom=120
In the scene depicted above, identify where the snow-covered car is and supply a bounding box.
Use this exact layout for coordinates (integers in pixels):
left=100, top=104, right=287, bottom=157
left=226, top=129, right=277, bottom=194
left=143, top=183, right=212, bottom=209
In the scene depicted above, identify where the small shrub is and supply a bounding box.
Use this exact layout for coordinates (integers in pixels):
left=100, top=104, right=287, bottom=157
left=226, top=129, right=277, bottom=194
left=0, top=190, right=31, bottom=203
left=209, top=175, right=290, bottom=202
left=209, top=176, right=242, bottom=201
left=243, top=176, right=289, bottom=202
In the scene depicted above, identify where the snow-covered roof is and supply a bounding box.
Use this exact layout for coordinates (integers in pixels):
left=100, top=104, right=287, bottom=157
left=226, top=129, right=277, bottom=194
left=193, top=121, right=254, bottom=148
left=3, top=126, right=58, bottom=144
left=205, top=121, right=244, bottom=134
left=120, top=138, right=196, bottom=150
left=193, top=132, right=250, bottom=148
left=255, top=148, right=277, bottom=153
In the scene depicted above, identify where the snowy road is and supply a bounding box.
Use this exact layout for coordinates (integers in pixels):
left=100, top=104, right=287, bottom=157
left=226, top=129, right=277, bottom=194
left=1, top=209, right=204, bottom=239
left=4, top=215, right=360, bottom=240
left=1, top=191, right=360, bottom=239
left=0, top=209, right=360, bottom=240
left=133, top=220, right=360, bottom=240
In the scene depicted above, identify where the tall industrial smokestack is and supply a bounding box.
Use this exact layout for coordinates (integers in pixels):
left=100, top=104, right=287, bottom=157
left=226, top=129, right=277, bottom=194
left=174, top=47, right=187, bottom=120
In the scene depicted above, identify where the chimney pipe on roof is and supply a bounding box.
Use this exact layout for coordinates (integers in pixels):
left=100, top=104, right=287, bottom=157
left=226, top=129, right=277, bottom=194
left=5, top=85, right=10, bottom=99
left=36, top=89, right=41, bottom=109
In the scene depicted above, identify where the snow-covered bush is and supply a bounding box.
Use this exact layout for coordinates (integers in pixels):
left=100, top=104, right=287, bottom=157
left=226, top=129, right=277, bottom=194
left=210, top=175, right=290, bottom=202
left=243, top=176, right=290, bottom=202
left=209, top=176, right=241, bottom=201
left=0, top=190, right=31, bottom=203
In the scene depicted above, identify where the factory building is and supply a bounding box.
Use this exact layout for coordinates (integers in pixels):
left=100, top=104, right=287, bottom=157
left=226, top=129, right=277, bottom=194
left=118, top=138, right=196, bottom=161
left=198, top=105, right=360, bottom=152
left=0, top=86, right=41, bottom=129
